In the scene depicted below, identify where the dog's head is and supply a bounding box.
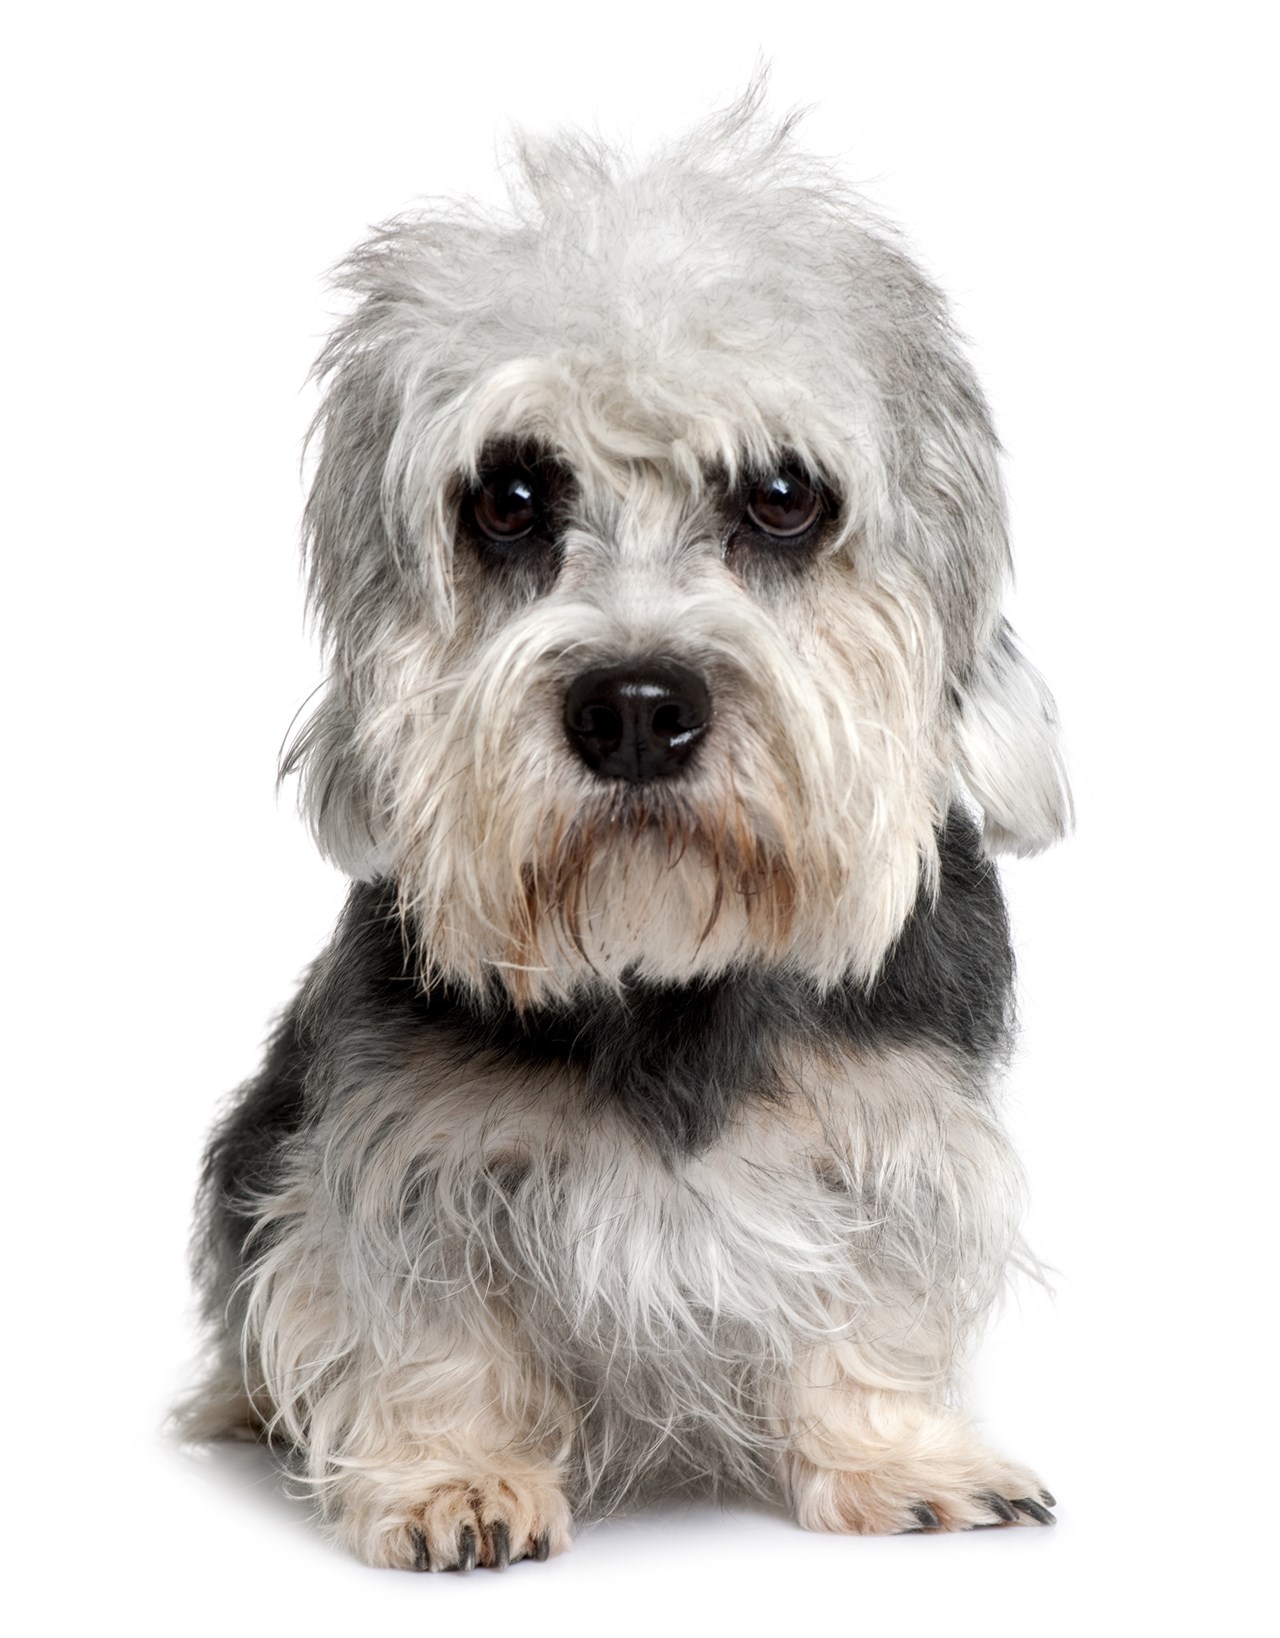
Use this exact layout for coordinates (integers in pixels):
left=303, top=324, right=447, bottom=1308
left=287, top=97, right=1070, bottom=1006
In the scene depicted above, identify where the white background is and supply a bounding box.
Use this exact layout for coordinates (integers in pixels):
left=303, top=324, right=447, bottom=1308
left=4, top=4, right=1277, bottom=1636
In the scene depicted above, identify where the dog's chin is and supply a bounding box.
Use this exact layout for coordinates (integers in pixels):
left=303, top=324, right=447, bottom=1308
left=517, top=794, right=799, bottom=999
left=400, top=781, right=927, bottom=1010
left=540, top=782, right=791, bottom=914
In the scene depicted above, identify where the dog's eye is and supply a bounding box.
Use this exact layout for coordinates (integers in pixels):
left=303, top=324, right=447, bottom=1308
left=745, top=470, right=822, bottom=538
left=471, top=465, right=542, bottom=542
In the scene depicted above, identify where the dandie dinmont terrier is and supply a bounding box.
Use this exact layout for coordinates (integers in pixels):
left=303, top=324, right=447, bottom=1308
left=186, top=93, right=1071, bottom=1570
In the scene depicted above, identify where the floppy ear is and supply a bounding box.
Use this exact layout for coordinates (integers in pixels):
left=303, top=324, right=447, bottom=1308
left=863, top=270, right=1071, bottom=861
left=280, top=687, right=393, bottom=881
left=954, top=618, right=1073, bottom=857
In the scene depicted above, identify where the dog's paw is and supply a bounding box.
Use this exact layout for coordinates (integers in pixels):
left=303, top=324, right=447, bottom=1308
left=791, top=1452, right=1057, bottom=1536
left=907, top=1481, right=1057, bottom=1532
left=360, top=1473, right=573, bottom=1571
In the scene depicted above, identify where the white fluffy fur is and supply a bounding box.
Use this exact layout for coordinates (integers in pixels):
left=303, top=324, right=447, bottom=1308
left=186, top=89, right=1068, bottom=1567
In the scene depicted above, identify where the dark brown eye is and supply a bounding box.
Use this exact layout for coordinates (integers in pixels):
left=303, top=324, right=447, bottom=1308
left=471, top=465, right=541, bottom=541
left=746, top=470, right=822, bottom=538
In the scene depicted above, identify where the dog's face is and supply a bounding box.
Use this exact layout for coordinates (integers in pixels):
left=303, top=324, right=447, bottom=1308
left=289, top=107, right=1070, bottom=1005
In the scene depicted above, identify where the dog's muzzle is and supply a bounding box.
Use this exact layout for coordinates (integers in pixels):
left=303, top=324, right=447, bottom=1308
left=563, top=661, right=711, bottom=782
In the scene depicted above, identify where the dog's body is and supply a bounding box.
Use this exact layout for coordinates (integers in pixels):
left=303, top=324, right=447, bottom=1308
left=188, top=96, right=1070, bottom=1569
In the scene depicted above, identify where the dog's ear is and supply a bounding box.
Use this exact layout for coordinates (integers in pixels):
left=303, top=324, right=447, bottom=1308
left=286, top=224, right=465, bottom=883
left=886, top=316, right=1073, bottom=859
left=281, top=688, right=391, bottom=881
left=954, top=618, right=1072, bottom=857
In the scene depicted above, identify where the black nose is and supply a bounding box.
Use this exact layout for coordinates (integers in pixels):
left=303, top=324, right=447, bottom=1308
left=563, top=661, right=712, bottom=782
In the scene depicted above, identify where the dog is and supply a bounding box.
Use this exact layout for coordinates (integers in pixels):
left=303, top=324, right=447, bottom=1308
left=186, top=91, right=1071, bottom=1570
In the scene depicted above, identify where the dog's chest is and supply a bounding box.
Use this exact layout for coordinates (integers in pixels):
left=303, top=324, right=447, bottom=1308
left=498, top=1119, right=858, bottom=1347
left=359, top=1036, right=962, bottom=1363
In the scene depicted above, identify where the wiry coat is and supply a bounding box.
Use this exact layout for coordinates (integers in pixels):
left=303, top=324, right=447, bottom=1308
left=187, top=92, right=1069, bottom=1569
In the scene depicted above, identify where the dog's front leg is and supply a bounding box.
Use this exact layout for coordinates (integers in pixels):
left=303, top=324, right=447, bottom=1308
left=774, top=1346, right=1055, bottom=1534
left=246, top=1213, right=575, bottom=1570
left=325, top=1403, right=574, bottom=1569
left=296, top=1332, right=575, bottom=1571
